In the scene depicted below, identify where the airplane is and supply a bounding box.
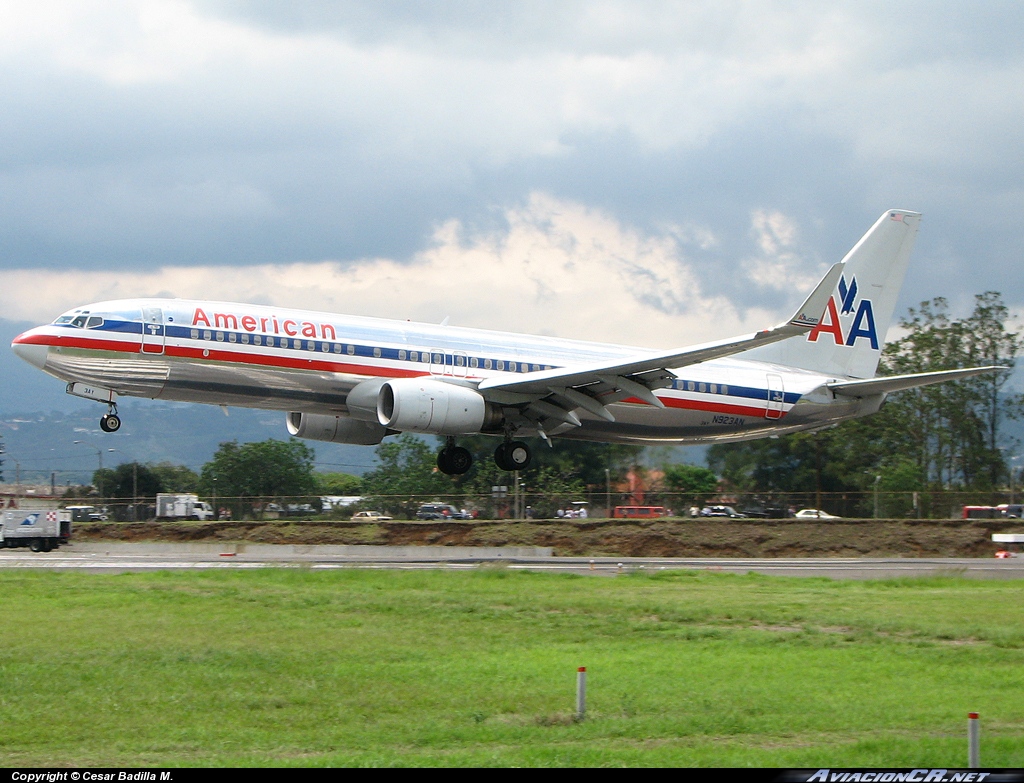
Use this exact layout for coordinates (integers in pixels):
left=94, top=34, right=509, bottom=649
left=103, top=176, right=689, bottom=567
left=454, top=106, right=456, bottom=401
left=11, top=209, right=1002, bottom=475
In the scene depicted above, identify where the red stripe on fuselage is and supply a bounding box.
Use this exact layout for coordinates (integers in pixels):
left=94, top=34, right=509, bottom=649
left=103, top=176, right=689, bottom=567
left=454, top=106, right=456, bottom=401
left=20, top=331, right=788, bottom=418
left=660, top=394, right=776, bottom=418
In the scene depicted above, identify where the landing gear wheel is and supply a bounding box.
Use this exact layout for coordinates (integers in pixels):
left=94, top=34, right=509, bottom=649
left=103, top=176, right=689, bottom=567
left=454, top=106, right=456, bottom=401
left=437, top=446, right=473, bottom=476
left=100, top=413, right=121, bottom=433
left=494, top=441, right=532, bottom=471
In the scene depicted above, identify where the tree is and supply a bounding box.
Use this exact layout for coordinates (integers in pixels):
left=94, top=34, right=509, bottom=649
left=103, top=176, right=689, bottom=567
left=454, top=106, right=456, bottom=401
left=708, top=291, right=1023, bottom=509
left=150, top=462, right=200, bottom=494
left=200, top=439, right=319, bottom=518
left=92, top=463, right=163, bottom=499
left=317, top=472, right=363, bottom=496
left=662, top=463, right=718, bottom=507
left=361, top=434, right=450, bottom=518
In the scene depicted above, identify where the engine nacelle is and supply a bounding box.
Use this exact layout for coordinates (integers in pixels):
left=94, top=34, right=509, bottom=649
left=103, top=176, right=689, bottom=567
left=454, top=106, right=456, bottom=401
left=286, top=412, right=387, bottom=445
left=378, top=378, right=495, bottom=435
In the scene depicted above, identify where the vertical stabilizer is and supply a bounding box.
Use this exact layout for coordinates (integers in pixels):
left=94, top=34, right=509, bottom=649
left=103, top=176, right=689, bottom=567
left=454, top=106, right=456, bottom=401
left=742, top=209, right=921, bottom=379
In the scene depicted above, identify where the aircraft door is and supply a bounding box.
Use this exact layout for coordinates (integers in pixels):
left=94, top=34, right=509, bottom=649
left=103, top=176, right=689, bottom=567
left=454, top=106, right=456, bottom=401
left=429, top=349, right=445, bottom=377
left=766, top=373, right=784, bottom=419
left=141, top=307, right=165, bottom=355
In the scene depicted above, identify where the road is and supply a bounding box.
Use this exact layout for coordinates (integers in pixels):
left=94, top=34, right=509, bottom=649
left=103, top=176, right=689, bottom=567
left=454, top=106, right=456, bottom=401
left=0, top=543, right=1022, bottom=579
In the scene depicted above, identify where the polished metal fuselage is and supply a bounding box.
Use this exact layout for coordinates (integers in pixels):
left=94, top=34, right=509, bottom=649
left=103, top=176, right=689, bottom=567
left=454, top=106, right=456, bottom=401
left=13, top=298, right=881, bottom=444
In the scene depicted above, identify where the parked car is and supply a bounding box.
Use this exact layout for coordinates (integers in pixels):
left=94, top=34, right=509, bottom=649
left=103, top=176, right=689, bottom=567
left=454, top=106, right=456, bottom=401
left=699, top=505, right=745, bottom=518
left=794, top=508, right=842, bottom=519
left=416, top=503, right=471, bottom=520
left=351, top=510, right=394, bottom=521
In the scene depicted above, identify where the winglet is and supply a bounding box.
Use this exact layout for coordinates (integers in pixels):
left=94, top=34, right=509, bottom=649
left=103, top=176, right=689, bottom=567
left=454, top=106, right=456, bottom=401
left=786, top=262, right=844, bottom=330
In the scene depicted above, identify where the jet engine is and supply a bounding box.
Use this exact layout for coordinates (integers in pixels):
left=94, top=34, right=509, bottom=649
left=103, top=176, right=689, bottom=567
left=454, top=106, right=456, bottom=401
left=286, top=412, right=388, bottom=445
left=377, top=378, right=498, bottom=435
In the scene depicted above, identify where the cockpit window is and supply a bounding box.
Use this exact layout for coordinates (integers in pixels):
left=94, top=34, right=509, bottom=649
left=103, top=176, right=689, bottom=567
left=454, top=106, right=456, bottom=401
left=54, top=311, right=91, bottom=328
left=86, top=316, right=104, bottom=328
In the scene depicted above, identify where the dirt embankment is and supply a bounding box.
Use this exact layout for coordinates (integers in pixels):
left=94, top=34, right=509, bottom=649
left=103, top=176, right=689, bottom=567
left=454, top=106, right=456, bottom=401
left=72, top=517, right=1024, bottom=558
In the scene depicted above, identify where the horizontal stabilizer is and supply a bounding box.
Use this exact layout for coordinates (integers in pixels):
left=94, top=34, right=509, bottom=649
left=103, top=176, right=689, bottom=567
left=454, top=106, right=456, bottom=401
left=828, top=366, right=1006, bottom=397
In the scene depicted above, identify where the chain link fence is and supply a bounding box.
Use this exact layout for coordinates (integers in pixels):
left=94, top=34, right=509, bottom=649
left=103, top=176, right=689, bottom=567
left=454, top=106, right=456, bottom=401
left=49, top=489, right=1024, bottom=522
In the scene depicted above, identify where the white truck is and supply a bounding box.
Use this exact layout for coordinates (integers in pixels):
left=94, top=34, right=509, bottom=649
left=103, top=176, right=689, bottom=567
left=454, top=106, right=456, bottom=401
left=156, top=493, right=215, bottom=521
left=0, top=508, right=72, bottom=552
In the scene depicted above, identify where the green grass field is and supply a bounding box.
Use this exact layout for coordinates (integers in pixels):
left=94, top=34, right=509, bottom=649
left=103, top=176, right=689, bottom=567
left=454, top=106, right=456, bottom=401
left=1, top=567, right=1022, bottom=767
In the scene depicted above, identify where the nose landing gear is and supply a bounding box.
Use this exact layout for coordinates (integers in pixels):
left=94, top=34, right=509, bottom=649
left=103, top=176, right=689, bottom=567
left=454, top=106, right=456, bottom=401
left=99, top=404, right=121, bottom=433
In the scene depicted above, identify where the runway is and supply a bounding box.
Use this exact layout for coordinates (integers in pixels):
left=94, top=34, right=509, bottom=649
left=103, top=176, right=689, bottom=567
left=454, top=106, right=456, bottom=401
left=1, top=542, right=1022, bottom=579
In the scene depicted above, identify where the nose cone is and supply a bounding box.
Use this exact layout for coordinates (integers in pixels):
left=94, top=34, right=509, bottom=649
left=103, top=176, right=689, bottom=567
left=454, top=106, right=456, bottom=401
left=11, top=333, right=48, bottom=370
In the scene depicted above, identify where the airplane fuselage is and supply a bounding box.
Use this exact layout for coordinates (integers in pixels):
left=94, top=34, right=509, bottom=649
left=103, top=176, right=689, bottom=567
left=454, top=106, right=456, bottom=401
left=12, top=297, right=876, bottom=445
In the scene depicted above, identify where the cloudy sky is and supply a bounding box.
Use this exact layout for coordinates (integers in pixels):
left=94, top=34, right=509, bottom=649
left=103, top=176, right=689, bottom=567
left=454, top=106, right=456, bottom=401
left=2, top=0, right=1023, bottom=411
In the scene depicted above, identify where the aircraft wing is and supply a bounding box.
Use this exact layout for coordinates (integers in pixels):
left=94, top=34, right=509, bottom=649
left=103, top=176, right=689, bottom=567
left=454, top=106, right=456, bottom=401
left=827, top=366, right=1006, bottom=397
left=476, top=262, right=844, bottom=427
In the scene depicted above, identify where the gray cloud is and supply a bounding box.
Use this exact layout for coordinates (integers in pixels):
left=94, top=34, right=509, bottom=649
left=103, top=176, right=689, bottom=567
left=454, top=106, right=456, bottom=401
left=0, top=0, right=1020, bottom=325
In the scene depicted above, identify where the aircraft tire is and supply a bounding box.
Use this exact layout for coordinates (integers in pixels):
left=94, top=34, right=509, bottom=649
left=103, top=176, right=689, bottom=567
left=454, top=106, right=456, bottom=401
left=506, top=441, right=532, bottom=470
left=100, top=414, right=121, bottom=433
left=494, top=442, right=532, bottom=471
left=494, top=443, right=512, bottom=471
left=438, top=447, right=473, bottom=476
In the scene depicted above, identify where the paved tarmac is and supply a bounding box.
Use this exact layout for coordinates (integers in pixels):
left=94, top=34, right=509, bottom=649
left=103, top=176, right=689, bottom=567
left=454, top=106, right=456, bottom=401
left=0, top=542, right=1022, bottom=579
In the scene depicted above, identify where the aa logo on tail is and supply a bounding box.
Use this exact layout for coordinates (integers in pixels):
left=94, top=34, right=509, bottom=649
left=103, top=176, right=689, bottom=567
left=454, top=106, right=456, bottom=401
left=807, top=275, right=878, bottom=349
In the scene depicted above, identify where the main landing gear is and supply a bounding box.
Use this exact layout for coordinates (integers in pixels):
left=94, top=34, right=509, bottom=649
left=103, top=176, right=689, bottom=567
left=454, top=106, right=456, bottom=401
left=99, top=404, right=121, bottom=433
left=437, top=438, right=473, bottom=476
left=494, top=440, right=531, bottom=471
left=435, top=437, right=534, bottom=475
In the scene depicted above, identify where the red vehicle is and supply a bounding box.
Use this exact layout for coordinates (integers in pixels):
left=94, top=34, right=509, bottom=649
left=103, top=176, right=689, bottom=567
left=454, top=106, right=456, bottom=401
left=613, top=506, right=667, bottom=518
left=962, top=505, right=1001, bottom=519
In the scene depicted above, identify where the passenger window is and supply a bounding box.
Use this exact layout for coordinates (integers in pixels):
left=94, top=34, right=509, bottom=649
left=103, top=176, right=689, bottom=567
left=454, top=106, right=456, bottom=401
left=333, top=343, right=341, bottom=353
left=699, top=383, right=706, bottom=393
left=321, top=342, right=329, bottom=352
left=347, top=345, right=355, bottom=355
left=241, top=334, right=249, bottom=344
left=484, top=359, right=492, bottom=370
left=456, top=355, right=464, bottom=366
left=687, top=381, right=695, bottom=391
left=228, top=333, right=236, bottom=343
left=496, top=360, right=505, bottom=371
left=203, top=330, right=212, bottom=341
left=190, top=329, right=199, bottom=339
left=216, top=331, right=225, bottom=342
left=410, top=351, right=418, bottom=362
left=399, top=350, right=407, bottom=361
left=433, top=353, right=442, bottom=364
left=254, top=335, right=262, bottom=346
left=373, top=347, right=382, bottom=358
left=721, top=384, right=729, bottom=396
left=469, top=357, right=478, bottom=368
left=308, top=341, right=315, bottom=351
left=710, top=384, right=717, bottom=394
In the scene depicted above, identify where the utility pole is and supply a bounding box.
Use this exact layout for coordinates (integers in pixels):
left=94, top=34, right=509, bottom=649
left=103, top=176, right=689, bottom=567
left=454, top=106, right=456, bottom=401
left=873, top=475, right=881, bottom=519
